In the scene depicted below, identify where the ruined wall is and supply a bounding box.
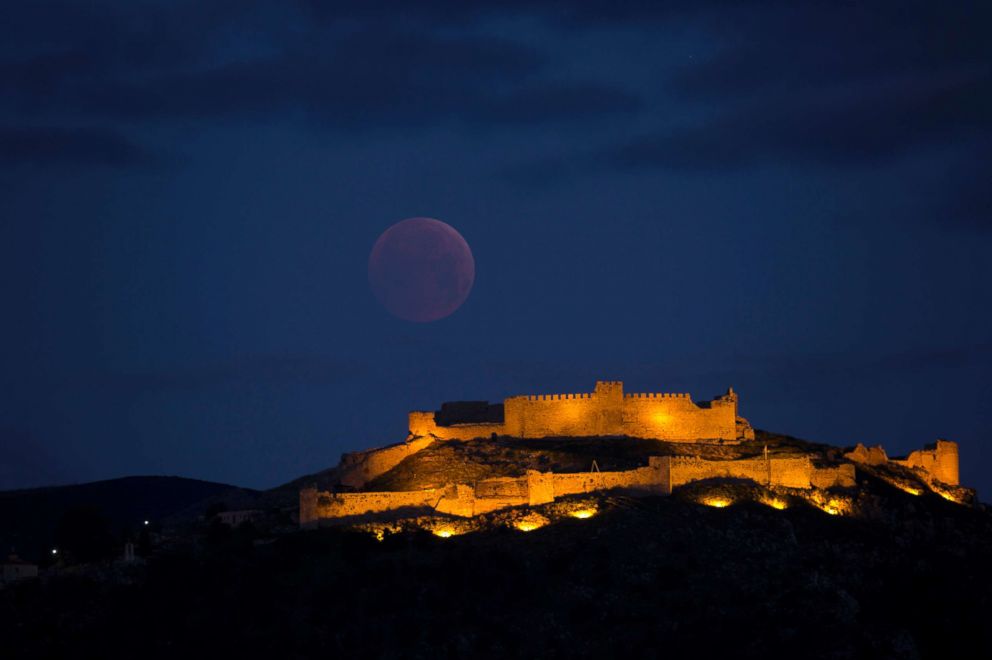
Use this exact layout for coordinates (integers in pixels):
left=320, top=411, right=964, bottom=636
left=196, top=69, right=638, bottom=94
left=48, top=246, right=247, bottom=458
left=670, top=456, right=817, bottom=489
left=303, top=488, right=438, bottom=524
left=411, top=381, right=745, bottom=442
left=527, top=470, right=556, bottom=505
left=434, top=484, right=477, bottom=517
left=408, top=410, right=504, bottom=441
left=894, top=439, right=959, bottom=485
left=301, top=452, right=858, bottom=527
left=844, top=444, right=889, bottom=466
left=552, top=457, right=671, bottom=497
left=338, top=436, right=435, bottom=488
left=810, top=464, right=857, bottom=489
left=474, top=476, right=529, bottom=499
left=300, top=486, right=318, bottom=526
left=465, top=472, right=554, bottom=515
left=472, top=495, right=529, bottom=515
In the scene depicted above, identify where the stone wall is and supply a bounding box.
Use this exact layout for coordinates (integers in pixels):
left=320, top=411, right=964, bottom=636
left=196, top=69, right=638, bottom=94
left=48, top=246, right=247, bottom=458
left=843, top=444, right=889, bottom=466
left=668, top=455, right=854, bottom=490
left=893, top=439, right=959, bottom=485
left=300, top=486, right=438, bottom=525
left=552, top=457, right=671, bottom=497
left=337, top=436, right=435, bottom=488
left=302, top=453, right=861, bottom=527
left=303, top=459, right=673, bottom=525
left=408, top=411, right=504, bottom=441
left=409, top=380, right=752, bottom=443
left=810, top=464, right=857, bottom=489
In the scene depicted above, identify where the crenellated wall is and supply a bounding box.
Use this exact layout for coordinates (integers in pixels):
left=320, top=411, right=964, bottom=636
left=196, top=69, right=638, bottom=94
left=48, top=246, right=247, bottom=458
left=410, top=381, right=754, bottom=443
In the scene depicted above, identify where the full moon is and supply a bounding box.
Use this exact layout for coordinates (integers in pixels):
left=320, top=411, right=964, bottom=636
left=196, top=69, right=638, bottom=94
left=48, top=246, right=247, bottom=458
left=368, top=217, right=475, bottom=322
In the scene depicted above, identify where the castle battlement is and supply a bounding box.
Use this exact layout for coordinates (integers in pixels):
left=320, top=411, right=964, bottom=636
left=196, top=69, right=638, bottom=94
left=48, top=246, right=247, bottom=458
left=409, top=380, right=755, bottom=443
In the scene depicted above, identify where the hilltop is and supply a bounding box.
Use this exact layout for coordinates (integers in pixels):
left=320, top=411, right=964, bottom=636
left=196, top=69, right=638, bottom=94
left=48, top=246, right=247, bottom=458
left=364, top=430, right=822, bottom=492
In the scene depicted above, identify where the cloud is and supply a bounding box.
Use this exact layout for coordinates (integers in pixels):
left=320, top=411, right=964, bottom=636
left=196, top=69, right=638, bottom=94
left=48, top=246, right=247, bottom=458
left=613, top=2, right=992, bottom=170
left=0, top=126, right=159, bottom=168
left=98, top=355, right=365, bottom=395
left=0, top=5, right=638, bottom=133
left=607, top=71, right=992, bottom=171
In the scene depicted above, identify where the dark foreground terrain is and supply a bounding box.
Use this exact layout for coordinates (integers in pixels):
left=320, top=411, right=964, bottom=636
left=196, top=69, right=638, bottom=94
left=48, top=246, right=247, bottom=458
left=2, top=472, right=990, bottom=659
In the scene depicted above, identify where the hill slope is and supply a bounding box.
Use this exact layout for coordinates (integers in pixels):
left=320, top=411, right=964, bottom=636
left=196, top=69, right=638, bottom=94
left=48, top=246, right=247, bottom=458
left=0, top=476, right=254, bottom=560
left=364, top=430, right=825, bottom=491
left=1, top=471, right=989, bottom=659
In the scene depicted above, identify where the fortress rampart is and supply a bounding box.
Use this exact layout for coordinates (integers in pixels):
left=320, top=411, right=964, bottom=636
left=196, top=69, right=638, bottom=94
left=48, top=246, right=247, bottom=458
left=844, top=439, right=960, bottom=486
left=409, top=381, right=754, bottom=443
left=893, top=439, right=959, bottom=485
left=304, top=381, right=963, bottom=527
left=300, top=454, right=863, bottom=526
left=337, top=435, right=435, bottom=489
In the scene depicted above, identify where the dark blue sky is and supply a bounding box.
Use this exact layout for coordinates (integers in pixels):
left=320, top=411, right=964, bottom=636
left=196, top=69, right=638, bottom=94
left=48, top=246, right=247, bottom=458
left=2, top=1, right=990, bottom=495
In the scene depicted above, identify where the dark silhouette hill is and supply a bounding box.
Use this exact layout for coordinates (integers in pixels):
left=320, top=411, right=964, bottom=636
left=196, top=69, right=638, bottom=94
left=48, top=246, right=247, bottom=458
left=1, top=469, right=989, bottom=659
left=0, top=476, right=254, bottom=560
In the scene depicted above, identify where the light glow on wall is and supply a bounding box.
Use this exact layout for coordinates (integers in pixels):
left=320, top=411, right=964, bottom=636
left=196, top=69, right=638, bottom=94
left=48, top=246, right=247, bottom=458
left=761, top=497, right=788, bottom=510
left=935, top=489, right=965, bottom=504
left=569, top=508, right=597, bottom=519
left=514, top=520, right=546, bottom=532
left=809, top=495, right=851, bottom=516
left=700, top=496, right=732, bottom=508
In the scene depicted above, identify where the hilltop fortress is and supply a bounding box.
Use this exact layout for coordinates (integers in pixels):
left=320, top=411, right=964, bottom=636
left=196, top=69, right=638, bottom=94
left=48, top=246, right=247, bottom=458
left=410, top=381, right=754, bottom=443
left=300, top=381, right=966, bottom=527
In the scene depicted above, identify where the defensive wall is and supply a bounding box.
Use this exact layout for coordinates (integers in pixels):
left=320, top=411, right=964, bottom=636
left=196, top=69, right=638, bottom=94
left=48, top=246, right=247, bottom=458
left=337, top=436, right=435, bottom=489
left=299, top=454, right=859, bottom=526
left=893, top=439, right=959, bottom=485
left=409, top=380, right=755, bottom=443
left=845, top=439, right=960, bottom=486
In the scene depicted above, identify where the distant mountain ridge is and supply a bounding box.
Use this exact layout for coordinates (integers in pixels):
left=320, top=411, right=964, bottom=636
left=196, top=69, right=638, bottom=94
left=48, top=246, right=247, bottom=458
left=0, top=475, right=256, bottom=561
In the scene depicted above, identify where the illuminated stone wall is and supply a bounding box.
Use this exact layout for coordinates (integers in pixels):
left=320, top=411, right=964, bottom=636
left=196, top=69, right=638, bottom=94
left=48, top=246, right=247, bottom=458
left=410, top=381, right=753, bottom=442
left=301, top=455, right=861, bottom=527
left=300, top=486, right=438, bottom=525
left=408, top=411, right=504, bottom=441
left=843, top=443, right=889, bottom=465
left=552, top=456, right=671, bottom=497
left=338, top=435, right=436, bottom=488
left=845, top=439, right=960, bottom=486
left=810, top=464, right=857, bottom=489
left=621, top=393, right=739, bottom=441
left=893, top=439, right=959, bottom=485
left=668, top=456, right=855, bottom=490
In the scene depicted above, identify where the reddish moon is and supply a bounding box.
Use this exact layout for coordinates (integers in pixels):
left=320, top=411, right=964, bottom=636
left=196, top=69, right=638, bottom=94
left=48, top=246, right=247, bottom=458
left=368, top=217, right=475, bottom=322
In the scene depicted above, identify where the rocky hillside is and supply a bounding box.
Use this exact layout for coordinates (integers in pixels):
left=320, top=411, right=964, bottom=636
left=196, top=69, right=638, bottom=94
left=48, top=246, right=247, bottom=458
left=364, top=430, right=829, bottom=491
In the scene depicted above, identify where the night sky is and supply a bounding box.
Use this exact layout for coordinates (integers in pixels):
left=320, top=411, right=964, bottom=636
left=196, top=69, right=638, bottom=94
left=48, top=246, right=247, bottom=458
left=2, top=2, right=990, bottom=495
